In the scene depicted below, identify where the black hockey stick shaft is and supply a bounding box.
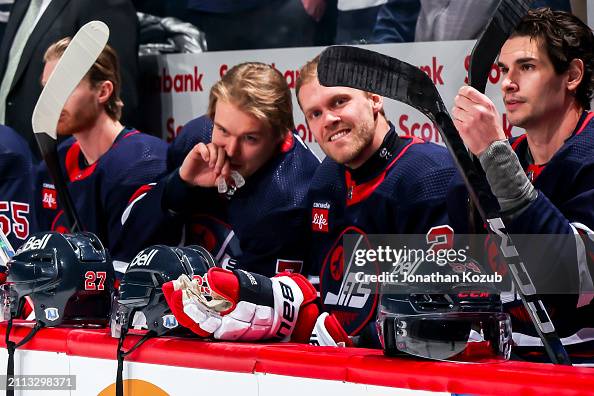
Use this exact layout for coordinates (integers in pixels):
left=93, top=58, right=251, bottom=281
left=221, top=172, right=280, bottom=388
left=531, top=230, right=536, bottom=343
left=318, top=45, right=571, bottom=365
left=466, top=0, right=533, bottom=236
left=468, top=0, right=533, bottom=92
left=36, top=133, right=83, bottom=233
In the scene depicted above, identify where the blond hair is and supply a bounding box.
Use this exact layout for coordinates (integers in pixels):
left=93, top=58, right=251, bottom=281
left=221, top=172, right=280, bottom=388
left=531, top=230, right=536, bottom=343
left=208, top=62, right=294, bottom=139
left=44, top=37, right=124, bottom=121
left=295, top=55, right=386, bottom=116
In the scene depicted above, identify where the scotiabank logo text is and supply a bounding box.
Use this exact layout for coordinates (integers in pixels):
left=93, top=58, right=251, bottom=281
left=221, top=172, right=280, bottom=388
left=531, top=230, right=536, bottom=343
left=156, top=67, right=204, bottom=93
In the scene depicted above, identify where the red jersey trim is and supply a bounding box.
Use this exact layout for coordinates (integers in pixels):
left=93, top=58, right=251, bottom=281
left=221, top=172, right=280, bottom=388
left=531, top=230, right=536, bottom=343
left=128, top=184, right=154, bottom=204
left=65, top=130, right=140, bottom=182
left=575, top=112, right=594, bottom=135
left=511, top=134, right=528, bottom=151
left=65, top=142, right=98, bottom=182
left=280, top=133, right=294, bottom=153
left=345, top=137, right=422, bottom=207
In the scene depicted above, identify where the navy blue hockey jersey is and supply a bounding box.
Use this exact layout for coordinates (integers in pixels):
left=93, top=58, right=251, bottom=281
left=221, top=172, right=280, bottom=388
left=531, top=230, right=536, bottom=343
left=308, top=125, right=459, bottom=341
left=35, top=128, right=168, bottom=262
left=0, top=125, right=37, bottom=249
left=503, top=111, right=594, bottom=355
left=128, top=115, right=320, bottom=277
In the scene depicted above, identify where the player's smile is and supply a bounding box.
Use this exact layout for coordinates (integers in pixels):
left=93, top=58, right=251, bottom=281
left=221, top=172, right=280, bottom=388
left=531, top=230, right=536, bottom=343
left=328, top=128, right=351, bottom=142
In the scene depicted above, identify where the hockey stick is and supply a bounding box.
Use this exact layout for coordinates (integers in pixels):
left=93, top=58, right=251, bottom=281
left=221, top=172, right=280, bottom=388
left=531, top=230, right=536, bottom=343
left=317, top=45, right=572, bottom=365
left=468, top=0, right=533, bottom=93
left=466, top=0, right=533, bottom=247
left=31, top=20, right=110, bottom=233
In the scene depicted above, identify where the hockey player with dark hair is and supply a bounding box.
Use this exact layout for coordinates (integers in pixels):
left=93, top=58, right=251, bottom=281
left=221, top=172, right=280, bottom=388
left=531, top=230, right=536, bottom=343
left=452, top=8, right=594, bottom=360
left=159, top=56, right=462, bottom=348
left=0, top=124, right=37, bottom=249
left=125, top=62, right=320, bottom=277
left=35, top=38, right=168, bottom=264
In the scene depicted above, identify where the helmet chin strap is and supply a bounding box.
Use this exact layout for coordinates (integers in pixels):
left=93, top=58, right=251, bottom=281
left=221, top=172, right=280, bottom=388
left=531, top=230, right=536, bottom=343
left=5, top=316, right=43, bottom=396
left=115, top=324, right=155, bottom=396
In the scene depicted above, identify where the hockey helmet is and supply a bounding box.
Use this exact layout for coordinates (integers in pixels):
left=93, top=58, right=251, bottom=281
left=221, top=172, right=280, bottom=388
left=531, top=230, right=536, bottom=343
left=1, top=231, right=115, bottom=327
left=110, top=245, right=215, bottom=337
left=377, top=284, right=512, bottom=362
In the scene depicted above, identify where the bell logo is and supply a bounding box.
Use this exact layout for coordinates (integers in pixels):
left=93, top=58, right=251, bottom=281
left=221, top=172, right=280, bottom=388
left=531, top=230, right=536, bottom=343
left=16, top=233, right=51, bottom=254
left=130, top=249, right=158, bottom=267
left=162, top=314, right=178, bottom=329
left=44, top=307, right=59, bottom=321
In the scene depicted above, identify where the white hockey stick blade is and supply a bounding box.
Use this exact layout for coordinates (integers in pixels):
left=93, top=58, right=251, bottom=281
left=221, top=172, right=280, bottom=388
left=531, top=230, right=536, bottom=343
left=31, top=20, right=109, bottom=139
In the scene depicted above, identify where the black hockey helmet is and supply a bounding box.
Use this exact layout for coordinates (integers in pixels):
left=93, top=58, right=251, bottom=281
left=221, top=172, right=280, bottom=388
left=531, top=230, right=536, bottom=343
left=377, top=284, right=512, bottom=362
left=110, top=245, right=215, bottom=337
left=1, top=231, right=115, bottom=327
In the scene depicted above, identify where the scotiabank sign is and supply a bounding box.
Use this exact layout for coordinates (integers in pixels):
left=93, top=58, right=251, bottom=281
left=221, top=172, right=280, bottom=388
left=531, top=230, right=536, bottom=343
left=138, top=41, right=523, bottom=159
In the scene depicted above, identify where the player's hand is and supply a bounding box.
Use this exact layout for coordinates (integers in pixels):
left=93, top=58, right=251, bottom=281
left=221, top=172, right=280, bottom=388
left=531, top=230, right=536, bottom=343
left=179, top=142, right=231, bottom=188
left=162, top=267, right=330, bottom=342
left=452, top=86, right=507, bottom=155
left=301, top=0, right=326, bottom=22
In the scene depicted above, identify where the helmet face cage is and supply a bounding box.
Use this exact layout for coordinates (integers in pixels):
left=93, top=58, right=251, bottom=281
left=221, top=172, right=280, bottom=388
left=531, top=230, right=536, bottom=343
left=2, top=232, right=115, bottom=327
left=111, top=245, right=214, bottom=337
left=377, top=290, right=512, bottom=363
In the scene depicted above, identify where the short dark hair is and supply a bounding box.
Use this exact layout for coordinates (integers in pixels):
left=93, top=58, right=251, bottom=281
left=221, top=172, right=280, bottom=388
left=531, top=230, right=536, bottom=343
left=511, top=8, right=594, bottom=110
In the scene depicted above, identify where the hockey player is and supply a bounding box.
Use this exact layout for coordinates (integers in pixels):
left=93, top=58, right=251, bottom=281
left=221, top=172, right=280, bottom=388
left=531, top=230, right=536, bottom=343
left=126, top=62, right=320, bottom=277
left=295, top=56, right=461, bottom=345
left=0, top=124, right=37, bottom=249
left=159, top=56, right=461, bottom=347
left=35, top=38, right=168, bottom=263
left=452, top=8, right=594, bottom=360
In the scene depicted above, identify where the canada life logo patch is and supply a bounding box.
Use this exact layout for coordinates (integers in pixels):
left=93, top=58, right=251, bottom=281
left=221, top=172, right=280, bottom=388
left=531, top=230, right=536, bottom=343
left=41, top=183, right=57, bottom=210
left=312, top=202, right=330, bottom=232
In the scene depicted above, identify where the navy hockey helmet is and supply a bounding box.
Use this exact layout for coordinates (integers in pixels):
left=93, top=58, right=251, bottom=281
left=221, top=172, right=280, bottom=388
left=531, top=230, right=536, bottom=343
left=111, top=245, right=215, bottom=337
left=1, top=231, right=115, bottom=327
left=377, top=285, right=512, bottom=362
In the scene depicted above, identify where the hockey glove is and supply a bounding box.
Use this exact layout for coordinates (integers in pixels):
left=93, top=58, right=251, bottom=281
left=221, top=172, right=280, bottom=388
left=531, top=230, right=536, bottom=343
left=162, top=267, right=350, bottom=345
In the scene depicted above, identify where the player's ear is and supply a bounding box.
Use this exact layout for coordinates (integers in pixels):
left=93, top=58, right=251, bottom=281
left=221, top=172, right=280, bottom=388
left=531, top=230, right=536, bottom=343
left=566, top=58, right=584, bottom=94
left=96, top=80, right=114, bottom=104
left=367, top=92, right=383, bottom=115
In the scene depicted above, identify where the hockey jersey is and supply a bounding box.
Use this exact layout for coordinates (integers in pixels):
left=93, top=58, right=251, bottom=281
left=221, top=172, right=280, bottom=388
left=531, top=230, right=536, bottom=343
left=127, top=115, right=320, bottom=277
left=35, top=128, right=168, bottom=262
left=0, top=125, right=37, bottom=249
left=503, top=111, right=594, bottom=358
left=308, top=124, right=459, bottom=344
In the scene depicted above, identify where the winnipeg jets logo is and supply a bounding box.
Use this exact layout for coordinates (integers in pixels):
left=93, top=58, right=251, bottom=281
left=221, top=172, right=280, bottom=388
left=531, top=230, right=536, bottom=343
left=323, top=231, right=372, bottom=308
left=320, top=227, right=378, bottom=336
left=44, top=307, right=59, bottom=321
left=162, top=314, right=178, bottom=329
